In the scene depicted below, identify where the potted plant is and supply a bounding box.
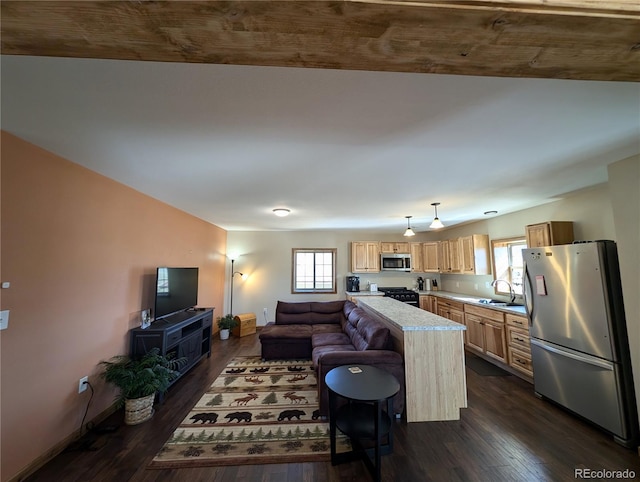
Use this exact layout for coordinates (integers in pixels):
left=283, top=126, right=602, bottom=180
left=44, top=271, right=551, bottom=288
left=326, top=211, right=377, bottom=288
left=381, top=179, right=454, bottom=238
left=99, top=347, right=186, bottom=425
left=217, top=314, right=238, bottom=340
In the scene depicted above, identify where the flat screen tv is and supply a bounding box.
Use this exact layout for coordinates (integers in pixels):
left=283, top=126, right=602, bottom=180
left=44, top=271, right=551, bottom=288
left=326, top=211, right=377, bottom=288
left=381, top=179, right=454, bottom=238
left=154, top=267, right=199, bottom=320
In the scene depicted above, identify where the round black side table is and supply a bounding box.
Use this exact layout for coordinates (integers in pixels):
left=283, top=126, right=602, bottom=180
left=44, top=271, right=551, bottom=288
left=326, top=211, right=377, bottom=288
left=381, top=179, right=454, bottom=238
left=325, top=365, right=400, bottom=482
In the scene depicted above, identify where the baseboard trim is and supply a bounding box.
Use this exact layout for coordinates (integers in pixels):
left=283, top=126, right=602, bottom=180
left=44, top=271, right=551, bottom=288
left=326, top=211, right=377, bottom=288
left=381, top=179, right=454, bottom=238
left=9, top=403, right=119, bottom=482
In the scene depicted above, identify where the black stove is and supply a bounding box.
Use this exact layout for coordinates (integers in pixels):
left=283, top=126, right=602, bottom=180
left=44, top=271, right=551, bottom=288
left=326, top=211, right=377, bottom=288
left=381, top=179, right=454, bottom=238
left=378, top=287, right=419, bottom=307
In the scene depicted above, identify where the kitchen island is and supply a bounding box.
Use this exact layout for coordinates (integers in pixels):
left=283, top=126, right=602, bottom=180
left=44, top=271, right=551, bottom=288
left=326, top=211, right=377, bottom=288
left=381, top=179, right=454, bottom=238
left=356, top=296, right=467, bottom=423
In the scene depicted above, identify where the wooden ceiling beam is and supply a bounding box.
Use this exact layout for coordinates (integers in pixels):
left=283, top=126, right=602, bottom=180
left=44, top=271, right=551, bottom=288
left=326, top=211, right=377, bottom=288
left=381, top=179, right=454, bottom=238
left=1, top=1, right=639, bottom=81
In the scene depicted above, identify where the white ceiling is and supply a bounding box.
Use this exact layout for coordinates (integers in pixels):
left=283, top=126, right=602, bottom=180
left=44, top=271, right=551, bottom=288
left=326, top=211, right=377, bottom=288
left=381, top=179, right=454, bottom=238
left=2, top=55, right=639, bottom=233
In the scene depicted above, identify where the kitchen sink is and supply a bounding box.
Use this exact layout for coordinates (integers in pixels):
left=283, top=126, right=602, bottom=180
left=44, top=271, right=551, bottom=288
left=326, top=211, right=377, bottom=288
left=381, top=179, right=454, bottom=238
left=479, top=299, right=523, bottom=307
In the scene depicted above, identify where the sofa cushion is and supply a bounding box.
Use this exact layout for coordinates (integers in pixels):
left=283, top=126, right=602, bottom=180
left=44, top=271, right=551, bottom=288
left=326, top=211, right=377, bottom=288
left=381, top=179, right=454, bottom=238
left=275, top=300, right=345, bottom=325
left=312, top=332, right=351, bottom=347
left=311, top=324, right=343, bottom=335
left=350, top=314, right=390, bottom=351
left=312, top=345, right=356, bottom=366
left=259, top=323, right=312, bottom=339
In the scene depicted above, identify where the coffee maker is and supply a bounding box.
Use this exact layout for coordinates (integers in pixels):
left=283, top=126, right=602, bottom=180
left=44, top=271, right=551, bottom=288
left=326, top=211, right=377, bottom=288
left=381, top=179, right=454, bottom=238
left=346, top=276, right=360, bottom=292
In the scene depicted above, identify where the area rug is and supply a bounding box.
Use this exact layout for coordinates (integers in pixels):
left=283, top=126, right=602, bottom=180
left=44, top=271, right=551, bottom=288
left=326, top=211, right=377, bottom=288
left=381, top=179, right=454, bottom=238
left=149, top=356, right=350, bottom=468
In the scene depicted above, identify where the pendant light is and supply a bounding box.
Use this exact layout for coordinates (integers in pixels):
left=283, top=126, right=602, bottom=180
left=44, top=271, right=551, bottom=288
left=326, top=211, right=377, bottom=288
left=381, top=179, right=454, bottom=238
left=403, top=215, right=416, bottom=237
left=429, top=202, right=445, bottom=229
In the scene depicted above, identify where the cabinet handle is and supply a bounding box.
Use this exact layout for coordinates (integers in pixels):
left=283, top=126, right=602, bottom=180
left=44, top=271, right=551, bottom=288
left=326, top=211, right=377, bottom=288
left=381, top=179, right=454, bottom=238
left=513, top=320, right=523, bottom=325
left=514, top=337, right=525, bottom=342
left=515, top=358, right=527, bottom=365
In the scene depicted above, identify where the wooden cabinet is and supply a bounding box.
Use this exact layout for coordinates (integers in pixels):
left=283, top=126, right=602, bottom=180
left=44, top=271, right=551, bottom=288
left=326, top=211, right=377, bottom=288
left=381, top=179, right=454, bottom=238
left=437, top=239, right=462, bottom=273
left=436, top=298, right=464, bottom=324
left=419, top=294, right=437, bottom=313
left=380, top=242, right=410, bottom=253
left=410, top=242, right=424, bottom=272
left=130, top=308, right=214, bottom=389
left=448, top=239, right=462, bottom=273
left=463, top=304, right=507, bottom=363
left=437, top=240, right=451, bottom=272
left=506, top=313, right=533, bottom=378
left=422, top=242, right=439, bottom=273
left=526, top=221, right=574, bottom=247
left=460, top=234, right=491, bottom=275
left=351, top=242, right=380, bottom=272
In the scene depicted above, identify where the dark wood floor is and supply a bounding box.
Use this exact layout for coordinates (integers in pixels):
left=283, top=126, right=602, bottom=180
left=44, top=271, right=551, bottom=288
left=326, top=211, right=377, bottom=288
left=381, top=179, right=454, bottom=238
left=25, top=334, right=640, bottom=482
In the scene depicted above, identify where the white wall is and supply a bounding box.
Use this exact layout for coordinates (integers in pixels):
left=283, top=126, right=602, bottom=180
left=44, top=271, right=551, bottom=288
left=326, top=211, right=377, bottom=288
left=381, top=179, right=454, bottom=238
left=436, top=182, right=616, bottom=299
left=224, top=231, right=434, bottom=322
left=607, top=155, right=640, bottom=426
left=227, top=175, right=638, bottom=428
left=227, top=182, right=617, bottom=320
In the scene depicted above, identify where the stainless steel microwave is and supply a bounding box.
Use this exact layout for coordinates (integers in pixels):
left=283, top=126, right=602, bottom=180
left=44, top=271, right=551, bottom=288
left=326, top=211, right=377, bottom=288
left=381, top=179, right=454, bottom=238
left=380, top=253, right=412, bottom=271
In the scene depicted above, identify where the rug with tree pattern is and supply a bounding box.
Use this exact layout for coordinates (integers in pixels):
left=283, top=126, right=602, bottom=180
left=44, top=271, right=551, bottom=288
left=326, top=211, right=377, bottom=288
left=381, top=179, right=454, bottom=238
left=149, top=356, right=350, bottom=468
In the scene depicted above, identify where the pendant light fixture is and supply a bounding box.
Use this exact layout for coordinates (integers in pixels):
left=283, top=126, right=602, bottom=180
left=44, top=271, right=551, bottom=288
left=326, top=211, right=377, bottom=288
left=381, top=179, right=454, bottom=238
left=429, top=202, right=445, bottom=229
left=403, top=215, right=416, bottom=237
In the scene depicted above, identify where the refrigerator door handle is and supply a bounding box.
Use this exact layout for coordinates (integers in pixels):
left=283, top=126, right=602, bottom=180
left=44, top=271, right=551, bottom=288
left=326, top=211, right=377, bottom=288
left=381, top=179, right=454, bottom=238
left=530, top=339, right=614, bottom=371
left=523, top=262, right=534, bottom=327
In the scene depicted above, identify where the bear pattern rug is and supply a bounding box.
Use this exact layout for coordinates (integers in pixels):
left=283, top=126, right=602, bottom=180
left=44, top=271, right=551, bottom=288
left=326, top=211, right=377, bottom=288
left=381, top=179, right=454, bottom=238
left=149, top=356, right=350, bottom=468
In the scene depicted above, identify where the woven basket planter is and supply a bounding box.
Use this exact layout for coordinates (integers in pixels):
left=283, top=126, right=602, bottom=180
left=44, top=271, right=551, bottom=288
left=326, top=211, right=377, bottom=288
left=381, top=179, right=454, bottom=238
left=124, top=394, right=155, bottom=425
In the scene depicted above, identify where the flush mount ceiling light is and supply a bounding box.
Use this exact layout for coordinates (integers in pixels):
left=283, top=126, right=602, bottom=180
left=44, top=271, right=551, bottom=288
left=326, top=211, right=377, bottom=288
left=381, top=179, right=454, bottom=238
left=403, top=215, right=416, bottom=237
left=484, top=210, right=498, bottom=216
left=429, top=202, right=445, bottom=229
left=272, top=208, right=291, bottom=217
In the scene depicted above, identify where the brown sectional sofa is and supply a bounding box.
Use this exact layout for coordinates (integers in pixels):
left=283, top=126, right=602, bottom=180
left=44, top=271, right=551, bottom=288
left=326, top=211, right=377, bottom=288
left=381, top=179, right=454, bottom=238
left=259, top=300, right=405, bottom=416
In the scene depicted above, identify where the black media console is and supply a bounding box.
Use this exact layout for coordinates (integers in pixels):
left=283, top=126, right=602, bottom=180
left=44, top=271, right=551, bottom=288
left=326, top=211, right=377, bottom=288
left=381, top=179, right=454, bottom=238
left=130, top=308, right=214, bottom=391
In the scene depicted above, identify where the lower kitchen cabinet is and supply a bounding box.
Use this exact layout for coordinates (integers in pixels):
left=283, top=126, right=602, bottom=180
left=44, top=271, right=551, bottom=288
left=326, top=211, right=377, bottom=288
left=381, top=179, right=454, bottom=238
left=436, top=298, right=464, bottom=324
left=463, top=304, right=507, bottom=363
left=419, top=294, right=437, bottom=314
left=506, top=313, right=533, bottom=378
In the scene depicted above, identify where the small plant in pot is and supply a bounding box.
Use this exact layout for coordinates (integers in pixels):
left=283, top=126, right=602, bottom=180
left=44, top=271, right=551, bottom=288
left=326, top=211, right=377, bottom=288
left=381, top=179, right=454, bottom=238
left=217, top=314, right=238, bottom=340
left=99, top=347, right=187, bottom=425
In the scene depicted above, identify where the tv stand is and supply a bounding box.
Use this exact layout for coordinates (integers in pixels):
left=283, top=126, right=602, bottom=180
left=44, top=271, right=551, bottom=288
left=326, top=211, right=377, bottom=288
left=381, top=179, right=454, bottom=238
left=130, top=308, right=214, bottom=393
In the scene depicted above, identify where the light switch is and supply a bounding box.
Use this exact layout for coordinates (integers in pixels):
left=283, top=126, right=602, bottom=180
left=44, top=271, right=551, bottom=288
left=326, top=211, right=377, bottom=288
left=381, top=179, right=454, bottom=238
left=0, top=310, right=9, bottom=330
left=1, top=282, right=10, bottom=289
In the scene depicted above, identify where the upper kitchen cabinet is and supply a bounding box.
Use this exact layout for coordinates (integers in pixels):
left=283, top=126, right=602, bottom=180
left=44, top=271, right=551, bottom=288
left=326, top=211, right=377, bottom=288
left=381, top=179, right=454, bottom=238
left=351, top=241, right=380, bottom=273
left=460, top=234, right=491, bottom=275
left=525, top=221, right=574, bottom=247
left=422, top=242, right=439, bottom=273
left=410, top=242, right=424, bottom=272
left=438, top=240, right=451, bottom=273
left=380, top=242, right=410, bottom=253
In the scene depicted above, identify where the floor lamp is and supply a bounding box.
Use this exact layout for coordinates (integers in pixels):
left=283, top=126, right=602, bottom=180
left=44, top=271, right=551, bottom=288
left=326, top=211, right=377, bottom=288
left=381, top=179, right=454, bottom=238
left=229, top=259, right=245, bottom=316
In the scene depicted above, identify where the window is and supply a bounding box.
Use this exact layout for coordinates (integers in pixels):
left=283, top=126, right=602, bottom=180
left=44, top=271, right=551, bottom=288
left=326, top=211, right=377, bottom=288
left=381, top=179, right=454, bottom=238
left=491, top=237, right=527, bottom=296
left=292, top=248, right=337, bottom=294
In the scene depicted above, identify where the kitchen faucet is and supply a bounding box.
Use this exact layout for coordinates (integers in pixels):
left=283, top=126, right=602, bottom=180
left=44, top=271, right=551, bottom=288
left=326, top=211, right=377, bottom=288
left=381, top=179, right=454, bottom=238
left=491, top=279, right=516, bottom=303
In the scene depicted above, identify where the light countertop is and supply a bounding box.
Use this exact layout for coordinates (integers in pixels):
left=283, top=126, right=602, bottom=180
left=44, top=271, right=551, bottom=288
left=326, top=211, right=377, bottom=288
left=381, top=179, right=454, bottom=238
left=345, top=290, right=385, bottom=296
left=356, top=296, right=465, bottom=332
left=417, top=290, right=527, bottom=315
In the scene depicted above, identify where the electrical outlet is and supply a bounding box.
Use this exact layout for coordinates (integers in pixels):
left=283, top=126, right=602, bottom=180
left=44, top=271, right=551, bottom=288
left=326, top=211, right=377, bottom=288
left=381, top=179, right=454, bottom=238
left=78, top=376, right=89, bottom=394
left=0, top=310, right=9, bottom=330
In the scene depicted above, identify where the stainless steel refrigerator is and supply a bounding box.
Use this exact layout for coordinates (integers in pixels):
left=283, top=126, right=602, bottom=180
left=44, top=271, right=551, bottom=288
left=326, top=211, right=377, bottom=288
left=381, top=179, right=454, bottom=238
left=523, top=240, right=638, bottom=447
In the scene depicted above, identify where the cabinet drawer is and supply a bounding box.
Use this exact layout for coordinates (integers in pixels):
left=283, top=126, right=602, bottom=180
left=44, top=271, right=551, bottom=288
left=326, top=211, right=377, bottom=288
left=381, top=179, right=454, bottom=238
left=508, top=346, right=533, bottom=377
left=166, top=330, right=182, bottom=347
left=507, top=326, right=531, bottom=353
left=436, top=298, right=464, bottom=312
left=505, top=313, right=528, bottom=329
left=464, top=304, right=504, bottom=323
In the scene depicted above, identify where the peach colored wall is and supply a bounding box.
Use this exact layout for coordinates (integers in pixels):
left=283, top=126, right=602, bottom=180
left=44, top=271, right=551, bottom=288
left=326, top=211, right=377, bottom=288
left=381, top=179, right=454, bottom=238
left=0, top=131, right=227, bottom=481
